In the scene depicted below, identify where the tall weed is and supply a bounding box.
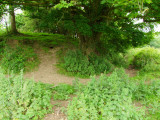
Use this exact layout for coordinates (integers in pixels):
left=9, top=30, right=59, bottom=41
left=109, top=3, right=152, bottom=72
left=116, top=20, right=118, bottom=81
left=0, top=45, right=39, bottom=73
left=62, top=50, right=113, bottom=77
left=67, top=68, right=145, bottom=120
left=0, top=70, right=53, bottom=119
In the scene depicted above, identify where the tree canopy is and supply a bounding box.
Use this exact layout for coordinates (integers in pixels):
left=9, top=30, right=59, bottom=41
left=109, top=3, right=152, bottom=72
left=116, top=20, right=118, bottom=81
left=0, top=0, right=159, bottom=53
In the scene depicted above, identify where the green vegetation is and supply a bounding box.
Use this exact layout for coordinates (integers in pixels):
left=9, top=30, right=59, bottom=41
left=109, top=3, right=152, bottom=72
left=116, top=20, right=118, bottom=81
left=67, top=68, right=160, bottom=120
left=150, top=34, right=160, bottom=48
left=1, top=32, right=77, bottom=48
left=107, top=52, right=129, bottom=68
left=57, top=50, right=113, bottom=78
left=0, top=67, right=77, bottom=119
left=132, top=47, right=160, bottom=72
left=68, top=69, right=143, bottom=120
left=53, top=84, right=75, bottom=100
left=125, top=46, right=160, bottom=80
left=0, top=0, right=160, bottom=119
left=0, top=45, right=39, bottom=73
left=0, top=70, right=53, bottom=120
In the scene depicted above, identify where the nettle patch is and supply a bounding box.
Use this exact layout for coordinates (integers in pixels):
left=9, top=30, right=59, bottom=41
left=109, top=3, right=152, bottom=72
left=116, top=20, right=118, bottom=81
left=0, top=70, right=53, bottom=119
left=61, top=50, right=113, bottom=77
left=0, top=45, right=39, bottom=73
left=67, top=69, right=146, bottom=120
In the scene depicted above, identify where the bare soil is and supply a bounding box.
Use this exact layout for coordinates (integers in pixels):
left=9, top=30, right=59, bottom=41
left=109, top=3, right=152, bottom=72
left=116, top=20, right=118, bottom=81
left=24, top=47, right=90, bottom=85
left=24, top=47, right=138, bottom=120
left=24, top=47, right=90, bottom=120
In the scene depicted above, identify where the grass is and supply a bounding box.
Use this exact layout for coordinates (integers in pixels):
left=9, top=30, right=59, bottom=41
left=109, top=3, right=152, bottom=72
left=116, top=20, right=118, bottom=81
left=0, top=32, right=78, bottom=73
left=0, top=45, right=39, bottom=73
left=125, top=47, right=160, bottom=119
left=131, top=71, right=160, bottom=82
left=125, top=47, right=160, bottom=81
left=53, top=84, right=76, bottom=100
left=0, top=32, right=78, bottom=48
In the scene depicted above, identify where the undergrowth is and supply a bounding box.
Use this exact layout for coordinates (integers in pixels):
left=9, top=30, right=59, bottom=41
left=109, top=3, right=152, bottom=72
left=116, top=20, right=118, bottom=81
left=107, top=52, right=129, bottom=68
left=0, top=70, right=53, bottom=120
left=58, top=50, right=113, bottom=77
left=2, top=32, right=78, bottom=48
left=67, top=68, right=146, bottom=120
left=132, top=47, right=160, bottom=72
left=53, top=84, right=75, bottom=100
left=67, top=68, right=160, bottom=120
left=0, top=45, right=39, bottom=73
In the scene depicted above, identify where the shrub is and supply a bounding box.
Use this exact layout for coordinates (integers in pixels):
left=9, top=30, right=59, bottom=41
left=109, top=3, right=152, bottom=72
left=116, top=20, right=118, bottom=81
left=132, top=47, right=160, bottom=71
left=108, top=53, right=128, bottom=68
left=0, top=45, right=39, bottom=73
left=125, top=48, right=142, bottom=65
left=150, top=34, right=160, bottom=48
left=0, top=70, right=53, bottom=119
left=62, top=50, right=113, bottom=77
left=67, top=69, right=145, bottom=120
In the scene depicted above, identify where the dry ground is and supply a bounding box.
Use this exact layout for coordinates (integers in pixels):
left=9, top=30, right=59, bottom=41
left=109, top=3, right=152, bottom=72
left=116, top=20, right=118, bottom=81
left=24, top=47, right=138, bottom=120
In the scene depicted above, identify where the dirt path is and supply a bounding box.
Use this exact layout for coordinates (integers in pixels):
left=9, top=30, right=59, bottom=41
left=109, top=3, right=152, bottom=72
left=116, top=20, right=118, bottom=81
left=24, top=47, right=138, bottom=120
left=24, top=47, right=90, bottom=120
left=24, top=48, right=90, bottom=85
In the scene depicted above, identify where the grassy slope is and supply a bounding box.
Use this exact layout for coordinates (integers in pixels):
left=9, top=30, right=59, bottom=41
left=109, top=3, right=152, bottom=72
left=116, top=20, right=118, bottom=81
left=0, top=32, right=78, bottom=48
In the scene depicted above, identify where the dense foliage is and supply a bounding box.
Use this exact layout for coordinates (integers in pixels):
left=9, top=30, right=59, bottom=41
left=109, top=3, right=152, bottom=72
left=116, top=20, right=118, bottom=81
left=67, top=69, right=145, bottom=120
left=132, top=47, right=160, bottom=71
left=1, top=0, right=156, bottom=52
left=150, top=34, right=160, bottom=48
left=0, top=1, right=160, bottom=119
left=62, top=50, right=113, bottom=77
left=0, top=70, right=53, bottom=119
left=0, top=45, right=38, bottom=73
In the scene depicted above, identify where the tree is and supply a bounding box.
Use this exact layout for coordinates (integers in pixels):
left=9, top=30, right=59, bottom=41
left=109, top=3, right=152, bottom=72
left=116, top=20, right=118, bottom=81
left=53, top=0, right=154, bottom=53
left=0, top=0, right=52, bottom=34
left=9, top=5, right=18, bottom=33
left=0, top=0, right=159, bottom=52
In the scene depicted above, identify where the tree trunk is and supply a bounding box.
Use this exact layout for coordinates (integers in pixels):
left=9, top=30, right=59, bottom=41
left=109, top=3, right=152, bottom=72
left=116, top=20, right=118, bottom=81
left=9, top=5, right=18, bottom=34
left=5, top=19, right=9, bottom=33
left=78, top=32, right=102, bottom=55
